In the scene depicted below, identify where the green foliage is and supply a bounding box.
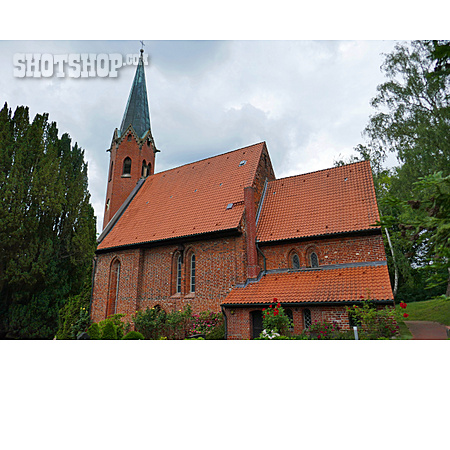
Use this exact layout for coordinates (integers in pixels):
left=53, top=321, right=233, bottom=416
left=205, top=319, right=225, bottom=340
left=98, top=314, right=125, bottom=339
left=260, top=300, right=292, bottom=337
left=56, top=280, right=91, bottom=340
left=346, top=302, right=400, bottom=340
left=133, top=305, right=193, bottom=340
left=101, top=321, right=117, bottom=340
left=0, top=103, right=97, bottom=339
left=122, top=331, right=145, bottom=340
left=189, top=310, right=223, bottom=336
left=133, top=306, right=168, bottom=340
left=87, top=322, right=101, bottom=340
left=308, top=320, right=343, bottom=340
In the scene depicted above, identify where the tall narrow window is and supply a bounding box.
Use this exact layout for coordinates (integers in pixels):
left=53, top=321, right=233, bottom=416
left=176, top=254, right=182, bottom=294
left=123, top=157, right=132, bottom=176
left=292, top=253, right=300, bottom=269
left=190, top=254, right=196, bottom=293
left=141, top=160, right=148, bottom=177
left=109, top=161, right=113, bottom=181
left=106, top=260, right=120, bottom=317
left=303, top=308, right=311, bottom=329
left=310, top=252, right=319, bottom=268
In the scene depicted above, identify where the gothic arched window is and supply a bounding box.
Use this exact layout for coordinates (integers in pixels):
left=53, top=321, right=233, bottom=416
left=141, top=160, right=148, bottom=177
left=123, top=157, right=132, bottom=176
left=190, top=254, right=196, bottom=293
left=310, top=252, right=319, bottom=268
left=292, top=253, right=300, bottom=269
left=106, top=259, right=120, bottom=318
left=176, top=254, right=182, bottom=294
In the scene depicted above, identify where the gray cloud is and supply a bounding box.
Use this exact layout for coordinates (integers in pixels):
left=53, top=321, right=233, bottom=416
left=0, top=40, right=398, bottom=232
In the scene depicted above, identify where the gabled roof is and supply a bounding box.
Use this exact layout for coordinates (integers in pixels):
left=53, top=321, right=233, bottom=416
left=257, top=160, right=380, bottom=242
left=222, top=264, right=393, bottom=306
left=119, top=51, right=151, bottom=139
left=97, top=142, right=266, bottom=250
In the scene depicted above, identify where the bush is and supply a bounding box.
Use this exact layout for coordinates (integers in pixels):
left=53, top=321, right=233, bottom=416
left=101, top=321, right=117, bottom=340
left=308, top=320, right=342, bottom=340
left=346, top=302, right=400, bottom=339
left=260, top=299, right=292, bottom=337
left=205, top=320, right=225, bottom=340
left=87, top=322, right=101, bottom=340
left=122, top=331, right=145, bottom=340
left=133, top=306, right=167, bottom=339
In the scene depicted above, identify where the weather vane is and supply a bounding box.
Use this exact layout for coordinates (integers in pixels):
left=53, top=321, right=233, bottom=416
left=140, top=40, right=145, bottom=52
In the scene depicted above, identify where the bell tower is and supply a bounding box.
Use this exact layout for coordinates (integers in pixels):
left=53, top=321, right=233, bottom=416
left=102, top=47, right=158, bottom=229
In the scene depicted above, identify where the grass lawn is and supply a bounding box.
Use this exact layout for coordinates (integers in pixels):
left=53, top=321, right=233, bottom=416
left=396, top=296, right=450, bottom=326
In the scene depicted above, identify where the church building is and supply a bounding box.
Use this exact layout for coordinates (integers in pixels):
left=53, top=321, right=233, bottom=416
left=90, top=49, right=394, bottom=339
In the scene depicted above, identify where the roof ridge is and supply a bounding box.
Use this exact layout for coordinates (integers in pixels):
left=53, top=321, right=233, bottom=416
left=154, top=142, right=266, bottom=177
left=273, top=159, right=370, bottom=184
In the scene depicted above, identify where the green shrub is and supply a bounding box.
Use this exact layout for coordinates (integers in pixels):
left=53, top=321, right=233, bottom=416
left=122, top=331, right=145, bottom=340
left=101, top=321, right=117, bottom=340
left=87, top=322, right=101, bottom=340
left=260, top=300, right=292, bottom=337
left=133, top=306, right=167, bottom=339
left=205, top=320, right=225, bottom=340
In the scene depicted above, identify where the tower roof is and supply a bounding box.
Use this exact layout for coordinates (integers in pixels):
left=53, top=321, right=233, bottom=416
left=120, top=50, right=151, bottom=139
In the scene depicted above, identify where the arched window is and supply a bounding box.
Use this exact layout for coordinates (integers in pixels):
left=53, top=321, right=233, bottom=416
left=292, top=253, right=300, bottom=269
left=176, top=254, right=182, bottom=294
left=109, top=161, right=113, bottom=181
left=141, top=160, right=148, bottom=177
left=303, top=308, right=311, bottom=329
left=106, top=259, right=120, bottom=318
left=190, top=254, right=196, bottom=293
left=310, top=252, right=319, bottom=268
left=127, top=134, right=132, bottom=141
left=123, top=157, right=132, bottom=176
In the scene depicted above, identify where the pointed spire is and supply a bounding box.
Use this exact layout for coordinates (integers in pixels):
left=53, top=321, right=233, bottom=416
left=120, top=48, right=151, bottom=139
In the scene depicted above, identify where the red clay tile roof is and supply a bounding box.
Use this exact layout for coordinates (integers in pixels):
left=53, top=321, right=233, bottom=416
left=98, top=142, right=265, bottom=250
left=222, top=265, right=393, bottom=305
left=257, top=160, right=380, bottom=242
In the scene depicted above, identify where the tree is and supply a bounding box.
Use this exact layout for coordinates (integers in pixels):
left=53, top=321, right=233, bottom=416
left=345, top=41, right=450, bottom=300
left=0, top=103, right=96, bottom=339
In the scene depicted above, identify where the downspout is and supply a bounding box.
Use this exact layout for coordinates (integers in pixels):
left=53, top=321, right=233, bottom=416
left=221, top=305, right=228, bottom=340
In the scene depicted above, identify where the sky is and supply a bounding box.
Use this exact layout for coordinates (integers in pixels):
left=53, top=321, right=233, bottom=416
left=0, top=39, right=401, bottom=232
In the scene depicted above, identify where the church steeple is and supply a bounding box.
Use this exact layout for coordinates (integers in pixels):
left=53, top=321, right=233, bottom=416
left=102, top=46, right=158, bottom=230
left=119, top=49, right=152, bottom=139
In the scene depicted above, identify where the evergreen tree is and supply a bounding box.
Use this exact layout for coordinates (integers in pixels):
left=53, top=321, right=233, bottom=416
left=0, top=103, right=96, bottom=339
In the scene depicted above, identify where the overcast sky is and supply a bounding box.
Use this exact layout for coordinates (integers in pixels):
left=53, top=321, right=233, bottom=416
left=0, top=39, right=403, bottom=232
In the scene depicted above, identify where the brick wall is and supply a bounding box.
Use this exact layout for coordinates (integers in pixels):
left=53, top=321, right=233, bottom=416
left=103, top=132, right=155, bottom=228
left=91, top=233, right=248, bottom=324
left=259, top=234, right=386, bottom=270
left=225, top=305, right=353, bottom=339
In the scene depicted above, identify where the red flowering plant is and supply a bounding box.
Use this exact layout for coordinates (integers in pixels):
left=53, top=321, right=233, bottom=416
left=308, top=320, right=342, bottom=340
left=188, top=310, right=223, bottom=336
left=259, top=299, right=293, bottom=338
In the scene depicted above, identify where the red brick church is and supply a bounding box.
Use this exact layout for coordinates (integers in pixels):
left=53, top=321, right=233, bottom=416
left=90, top=49, right=394, bottom=339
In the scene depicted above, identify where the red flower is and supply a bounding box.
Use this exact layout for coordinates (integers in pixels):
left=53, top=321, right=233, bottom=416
left=262, top=308, right=266, bottom=312
left=274, top=310, right=279, bottom=316
left=400, top=302, right=407, bottom=309
left=269, top=305, right=272, bottom=308
left=273, top=298, right=278, bottom=302
left=277, top=303, right=281, bottom=308
left=403, top=313, right=409, bottom=318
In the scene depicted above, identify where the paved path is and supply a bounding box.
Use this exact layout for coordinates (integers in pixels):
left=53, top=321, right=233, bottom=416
left=405, top=321, right=449, bottom=340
